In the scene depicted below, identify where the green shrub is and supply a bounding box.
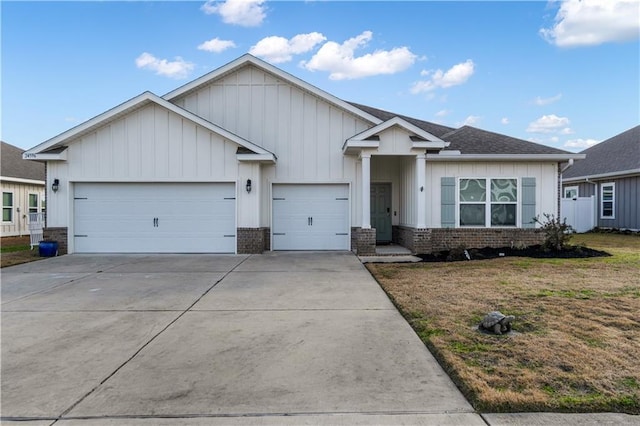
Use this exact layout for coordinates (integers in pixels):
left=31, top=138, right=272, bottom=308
left=533, top=213, right=573, bottom=251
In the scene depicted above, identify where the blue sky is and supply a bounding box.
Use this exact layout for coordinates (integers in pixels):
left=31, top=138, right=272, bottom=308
left=2, top=0, right=639, bottom=151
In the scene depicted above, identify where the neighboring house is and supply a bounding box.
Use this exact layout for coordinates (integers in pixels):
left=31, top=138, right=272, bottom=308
left=562, top=125, right=639, bottom=231
left=1, top=141, right=46, bottom=237
left=23, top=54, right=583, bottom=255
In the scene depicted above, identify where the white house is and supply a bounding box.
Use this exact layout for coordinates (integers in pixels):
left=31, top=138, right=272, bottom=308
left=2, top=141, right=46, bottom=238
left=23, top=54, right=583, bottom=255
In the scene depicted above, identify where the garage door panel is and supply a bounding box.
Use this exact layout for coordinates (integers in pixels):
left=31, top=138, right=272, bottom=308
left=74, top=183, right=235, bottom=253
left=272, top=184, right=349, bottom=251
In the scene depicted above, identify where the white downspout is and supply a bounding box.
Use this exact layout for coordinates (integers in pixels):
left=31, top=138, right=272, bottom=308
left=559, top=159, right=574, bottom=216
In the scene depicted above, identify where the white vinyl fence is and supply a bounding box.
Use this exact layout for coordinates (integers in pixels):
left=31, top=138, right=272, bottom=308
left=561, top=196, right=596, bottom=233
left=28, top=212, right=45, bottom=249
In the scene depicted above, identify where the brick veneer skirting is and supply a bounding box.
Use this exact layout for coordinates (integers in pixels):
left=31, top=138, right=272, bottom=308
left=237, top=227, right=269, bottom=254
left=43, top=227, right=68, bottom=255
left=392, top=226, right=544, bottom=254
left=351, top=227, right=376, bottom=255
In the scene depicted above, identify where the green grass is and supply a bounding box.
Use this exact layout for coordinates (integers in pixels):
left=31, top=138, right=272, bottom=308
left=1, top=244, right=31, bottom=253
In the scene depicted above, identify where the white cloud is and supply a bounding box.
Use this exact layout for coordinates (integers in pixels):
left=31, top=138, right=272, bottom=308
left=461, top=115, right=481, bottom=126
left=435, top=109, right=451, bottom=117
left=411, top=60, right=475, bottom=94
left=526, top=114, right=571, bottom=133
left=301, top=31, right=417, bottom=80
left=564, top=138, right=600, bottom=149
left=135, top=52, right=194, bottom=79
left=250, top=32, right=326, bottom=63
left=198, top=37, right=236, bottom=53
left=501, top=117, right=510, bottom=125
left=559, top=127, right=575, bottom=135
left=201, top=0, right=266, bottom=27
left=541, top=0, right=640, bottom=47
left=534, top=93, right=562, bottom=106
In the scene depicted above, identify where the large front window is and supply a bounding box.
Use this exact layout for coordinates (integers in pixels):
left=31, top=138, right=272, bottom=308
left=459, top=178, right=517, bottom=227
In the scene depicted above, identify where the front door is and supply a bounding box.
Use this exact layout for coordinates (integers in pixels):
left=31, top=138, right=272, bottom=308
left=371, top=183, right=392, bottom=243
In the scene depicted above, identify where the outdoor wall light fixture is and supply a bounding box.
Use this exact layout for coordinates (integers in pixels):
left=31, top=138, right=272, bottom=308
left=52, top=179, right=60, bottom=193
left=246, top=179, right=252, bottom=193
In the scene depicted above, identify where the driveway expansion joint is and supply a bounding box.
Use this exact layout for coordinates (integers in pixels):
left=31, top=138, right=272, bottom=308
left=52, top=254, right=253, bottom=421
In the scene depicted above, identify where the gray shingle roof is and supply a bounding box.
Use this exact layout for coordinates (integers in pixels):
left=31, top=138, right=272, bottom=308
left=347, top=102, right=456, bottom=139
left=1, top=141, right=46, bottom=181
left=348, top=103, right=572, bottom=155
left=563, top=125, right=640, bottom=179
left=441, top=126, right=570, bottom=155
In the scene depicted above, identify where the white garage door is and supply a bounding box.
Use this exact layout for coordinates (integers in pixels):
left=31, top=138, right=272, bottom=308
left=272, top=184, right=350, bottom=250
left=74, top=183, right=235, bottom=253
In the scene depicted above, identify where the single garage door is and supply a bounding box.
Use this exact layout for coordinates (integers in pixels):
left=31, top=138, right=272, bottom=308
left=74, top=183, right=235, bottom=253
left=272, top=184, right=349, bottom=250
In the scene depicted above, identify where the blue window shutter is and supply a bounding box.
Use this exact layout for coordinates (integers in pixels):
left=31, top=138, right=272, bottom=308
left=441, top=177, right=456, bottom=228
left=521, top=177, right=536, bottom=228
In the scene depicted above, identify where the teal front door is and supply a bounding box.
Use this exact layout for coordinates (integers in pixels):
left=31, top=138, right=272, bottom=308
left=371, top=183, right=392, bottom=243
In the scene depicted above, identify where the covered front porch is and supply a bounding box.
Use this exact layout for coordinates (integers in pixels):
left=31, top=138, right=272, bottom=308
left=343, top=116, right=449, bottom=255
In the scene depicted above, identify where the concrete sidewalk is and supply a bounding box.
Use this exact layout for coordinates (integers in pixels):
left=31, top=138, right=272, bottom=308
left=1, top=252, right=637, bottom=425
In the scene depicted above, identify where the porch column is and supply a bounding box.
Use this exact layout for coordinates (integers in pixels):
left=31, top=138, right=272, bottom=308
left=416, top=154, right=426, bottom=228
left=361, top=153, right=371, bottom=229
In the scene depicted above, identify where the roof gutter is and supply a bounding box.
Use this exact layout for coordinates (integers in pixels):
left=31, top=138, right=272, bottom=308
left=426, top=153, right=585, bottom=162
left=561, top=158, right=574, bottom=173
left=562, top=168, right=640, bottom=183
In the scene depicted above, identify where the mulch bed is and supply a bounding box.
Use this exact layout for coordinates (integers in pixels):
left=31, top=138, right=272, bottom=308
left=418, top=244, right=610, bottom=262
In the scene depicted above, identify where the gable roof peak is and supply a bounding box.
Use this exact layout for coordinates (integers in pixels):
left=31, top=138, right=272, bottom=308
left=162, top=55, right=382, bottom=126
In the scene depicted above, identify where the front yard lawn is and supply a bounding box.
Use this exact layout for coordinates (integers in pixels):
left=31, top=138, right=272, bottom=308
left=367, top=233, right=640, bottom=414
left=1, top=236, right=42, bottom=268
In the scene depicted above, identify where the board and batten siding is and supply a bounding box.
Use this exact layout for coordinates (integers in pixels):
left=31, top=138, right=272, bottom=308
left=598, top=176, right=640, bottom=230
left=563, top=176, right=639, bottom=230
left=1, top=181, right=45, bottom=236
left=426, top=162, right=559, bottom=228
left=171, top=65, right=374, bottom=228
left=45, top=103, right=249, bottom=228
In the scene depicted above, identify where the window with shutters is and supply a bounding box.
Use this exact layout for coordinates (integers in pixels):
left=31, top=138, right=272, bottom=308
left=459, top=178, right=518, bottom=227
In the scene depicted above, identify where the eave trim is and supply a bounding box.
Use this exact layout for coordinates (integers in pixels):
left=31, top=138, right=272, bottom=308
left=426, top=153, right=586, bottom=161
left=562, top=168, right=640, bottom=182
left=23, top=91, right=276, bottom=160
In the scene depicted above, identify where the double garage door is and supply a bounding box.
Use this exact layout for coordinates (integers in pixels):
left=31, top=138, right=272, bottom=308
left=272, top=184, right=350, bottom=251
left=73, top=182, right=350, bottom=253
left=74, top=183, right=235, bottom=253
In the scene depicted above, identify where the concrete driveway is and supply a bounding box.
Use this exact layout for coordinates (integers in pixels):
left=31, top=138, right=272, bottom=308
left=1, top=252, right=482, bottom=425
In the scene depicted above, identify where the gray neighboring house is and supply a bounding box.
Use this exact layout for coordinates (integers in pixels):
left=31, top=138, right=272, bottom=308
left=562, top=125, right=640, bottom=231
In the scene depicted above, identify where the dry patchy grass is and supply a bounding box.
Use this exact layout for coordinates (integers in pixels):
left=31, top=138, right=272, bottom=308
left=1, top=236, right=42, bottom=268
left=368, top=233, right=640, bottom=413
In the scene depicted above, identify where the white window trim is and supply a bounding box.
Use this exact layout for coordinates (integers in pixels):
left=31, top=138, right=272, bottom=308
left=600, top=182, right=615, bottom=219
left=28, top=192, right=40, bottom=214
left=457, top=177, right=519, bottom=228
left=564, top=186, right=579, bottom=199
left=2, top=191, right=14, bottom=223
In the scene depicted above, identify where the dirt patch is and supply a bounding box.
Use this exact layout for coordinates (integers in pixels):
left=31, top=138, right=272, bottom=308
left=1, top=236, right=44, bottom=268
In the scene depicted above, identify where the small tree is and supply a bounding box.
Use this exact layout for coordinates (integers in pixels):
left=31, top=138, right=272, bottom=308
left=533, top=213, right=574, bottom=251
